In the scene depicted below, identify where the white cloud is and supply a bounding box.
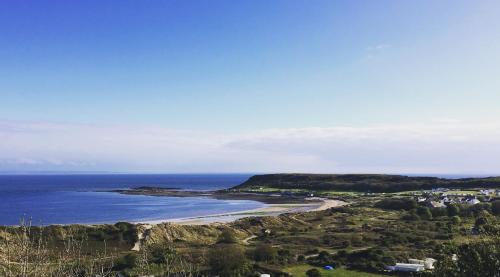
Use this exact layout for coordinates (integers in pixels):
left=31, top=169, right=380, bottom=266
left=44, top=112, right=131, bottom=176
left=367, top=44, right=392, bottom=51
left=0, top=119, right=499, bottom=174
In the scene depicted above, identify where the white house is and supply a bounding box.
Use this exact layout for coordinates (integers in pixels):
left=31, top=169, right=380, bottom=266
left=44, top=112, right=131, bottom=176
left=424, top=258, right=437, bottom=270
left=408, top=258, right=437, bottom=270
left=389, top=257, right=437, bottom=272
left=466, top=198, right=480, bottom=205
left=394, top=263, right=425, bottom=272
left=480, top=189, right=494, bottom=195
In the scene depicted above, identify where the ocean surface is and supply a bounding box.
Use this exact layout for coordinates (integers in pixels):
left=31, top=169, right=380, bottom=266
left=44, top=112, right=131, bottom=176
left=0, top=174, right=260, bottom=226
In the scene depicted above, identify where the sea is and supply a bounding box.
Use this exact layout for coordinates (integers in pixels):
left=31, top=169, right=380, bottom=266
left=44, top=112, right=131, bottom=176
left=0, top=174, right=261, bottom=226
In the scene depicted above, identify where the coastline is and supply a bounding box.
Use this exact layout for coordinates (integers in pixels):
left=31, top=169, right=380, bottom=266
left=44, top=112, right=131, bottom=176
left=137, top=198, right=347, bottom=225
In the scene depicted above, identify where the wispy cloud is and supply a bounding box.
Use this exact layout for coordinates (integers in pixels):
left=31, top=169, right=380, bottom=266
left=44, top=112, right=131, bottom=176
left=365, top=43, right=392, bottom=60
left=367, top=44, right=392, bottom=51
left=0, top=119, right=499, bottom=174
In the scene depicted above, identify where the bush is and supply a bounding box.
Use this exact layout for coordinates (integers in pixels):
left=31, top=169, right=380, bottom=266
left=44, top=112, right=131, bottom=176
left=431, top=207, right=448, bottom=217
left=350, top=234, right=364, bottom=246
left=475, top=217, right=488, bottom=227
left=375, top=198, right=417, bottom=210
left=306, top=268, right=321, bottom=277
left=114, top=253, right=137, bottom=270
left=417, top=206, right=433, bottom=220
left=451, top=216, right=461, bottom=225
left=254, top=244, right=277, bottom=262
left=434, top=238, right=500, bottom=277
left=447, top=204, right=460, bottom=217
left=209, top=244, right=249, bottom=277
left=217, top=229, right=238, bottom=244
left=149, top=243, right=178, bottom=264
left=492, top=201, right=500, bottom=216
left=402, top=212, right=420, bottom=221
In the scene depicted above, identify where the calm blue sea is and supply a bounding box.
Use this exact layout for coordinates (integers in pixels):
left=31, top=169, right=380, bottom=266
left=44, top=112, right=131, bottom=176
left=0, top=174, right=259, bottom=226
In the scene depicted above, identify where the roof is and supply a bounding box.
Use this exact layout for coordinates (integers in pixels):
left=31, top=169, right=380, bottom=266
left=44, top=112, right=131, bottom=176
left=394, top=263, right=425, bottom=272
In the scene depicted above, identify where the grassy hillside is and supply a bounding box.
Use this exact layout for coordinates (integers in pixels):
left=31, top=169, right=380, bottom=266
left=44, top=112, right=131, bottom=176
left=232, top=174, right=500, bottom=193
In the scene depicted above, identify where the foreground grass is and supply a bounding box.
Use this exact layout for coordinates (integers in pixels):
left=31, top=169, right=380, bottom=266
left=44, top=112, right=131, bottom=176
left=283, top=264, right=387, bottom=277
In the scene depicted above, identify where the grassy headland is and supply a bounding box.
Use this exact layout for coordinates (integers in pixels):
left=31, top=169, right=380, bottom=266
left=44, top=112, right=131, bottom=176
left=232, top=173, right=500, bottom=193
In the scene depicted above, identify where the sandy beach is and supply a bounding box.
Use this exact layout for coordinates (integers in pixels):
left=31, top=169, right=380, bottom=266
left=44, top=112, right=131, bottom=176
left=139, top=198, right=347, bottom=225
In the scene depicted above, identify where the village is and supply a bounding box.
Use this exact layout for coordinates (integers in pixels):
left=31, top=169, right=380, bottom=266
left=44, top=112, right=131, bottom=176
left=415, top=188, right=500, bottom=208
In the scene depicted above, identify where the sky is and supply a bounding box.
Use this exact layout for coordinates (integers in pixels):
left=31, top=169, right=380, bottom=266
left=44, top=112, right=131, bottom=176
left=1, top=0, right=500, bottom=174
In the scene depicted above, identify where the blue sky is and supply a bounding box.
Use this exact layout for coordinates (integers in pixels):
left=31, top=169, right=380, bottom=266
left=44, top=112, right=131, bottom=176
left=1, top=1, right=500, bottom=173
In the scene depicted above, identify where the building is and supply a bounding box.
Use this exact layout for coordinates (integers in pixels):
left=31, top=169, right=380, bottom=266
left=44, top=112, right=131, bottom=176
left=408, top=258, right=437, bottom=270
left=424, top=258, right=437, bottom=270
left=465, top=197, right=480, bottom=205
left=480, top=189, right=495, bottom=195
left=393, top=263, right=425, bottom=272
left=388, top=257, right=437, bottom=272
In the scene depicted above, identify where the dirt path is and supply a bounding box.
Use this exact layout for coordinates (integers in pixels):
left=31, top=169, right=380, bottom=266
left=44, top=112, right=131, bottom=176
left=242, top=234, right=257, bottom=244
left=131, top=224, right=153, bottom=251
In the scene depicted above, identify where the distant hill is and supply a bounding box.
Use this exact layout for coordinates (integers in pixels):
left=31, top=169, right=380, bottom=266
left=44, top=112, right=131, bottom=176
left=232, top=174, right=500, bottom=193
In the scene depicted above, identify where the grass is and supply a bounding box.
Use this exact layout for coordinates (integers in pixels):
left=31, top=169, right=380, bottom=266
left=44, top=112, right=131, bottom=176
left=442, top=190, right=478, bottom=196
left=283, top=264, right=387, bottom=277
left=320, top=191, right=362, bottom=196
left=242, top=187, right=309, bottom=193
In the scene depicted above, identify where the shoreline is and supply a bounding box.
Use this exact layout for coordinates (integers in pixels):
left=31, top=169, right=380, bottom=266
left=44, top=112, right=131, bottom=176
left=114, top=186, right=349, bottom=225
left=137, top=198, right=347, bottom=225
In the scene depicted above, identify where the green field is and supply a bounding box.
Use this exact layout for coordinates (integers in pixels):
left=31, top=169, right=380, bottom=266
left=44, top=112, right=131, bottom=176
left=283, top=264, right=387, bottom=277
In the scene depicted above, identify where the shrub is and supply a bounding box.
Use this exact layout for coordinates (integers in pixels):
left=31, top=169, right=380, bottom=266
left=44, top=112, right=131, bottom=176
left=402, top=212, right=420, bottom=221
left=434, top=238, right=500, bottom=277
left=431, top=207, right=448, bottom=217
left=217, top=229, right=238, bottom=244
left=375, top=198, right=417, bottom=210
left=114, top=253, right=137, bottom=270
left=318, top=250, right=330, bottom=261
left=447, top=204, right=460, bottom=217
left=254, top=244, right=277, bottom=262
left=306, top=268, right=321, bottom=277
left=492, top=201, right=500, bottom=216
left=350, top=234, right=364, bottom=246
left=209, top=244, right=249, bottom=277
left=475, top=217, right=488, bottom=227
left=451, top=216, right=461, bottom=225
left=417, top=206, right=433, bottom=220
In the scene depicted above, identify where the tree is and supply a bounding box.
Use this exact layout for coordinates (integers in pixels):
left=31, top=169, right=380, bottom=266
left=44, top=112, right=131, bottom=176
left=433, top=237, right=500, bottom=277
left=431, top=207, right=448, bottom=218
left=306, top=268, right=322, bottom=277
left=492, top=201, right=500, bottom=216
left=475, top=217, right=488, bottom=227
left=447, top=204, right=460, bottom=217
left=402, top=211, right=420, bottom=221
left=254, top=244, right=277, bottom=262
left=208, top=244, right=249, bottom=277
left=451, top=216, right=461, bottom=225
left=417, top=206, right=433, bottom=220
